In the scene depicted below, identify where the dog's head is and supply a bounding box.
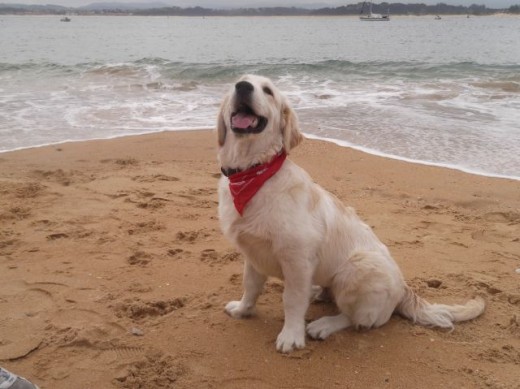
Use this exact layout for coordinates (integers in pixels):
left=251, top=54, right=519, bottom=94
left=217, top=75, right=303, bottom=166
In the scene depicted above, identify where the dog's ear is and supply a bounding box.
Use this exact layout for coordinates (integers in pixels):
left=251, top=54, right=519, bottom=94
left=281, top=98, right=303, bottom=152
left=217, top=98, right=228, bottom=147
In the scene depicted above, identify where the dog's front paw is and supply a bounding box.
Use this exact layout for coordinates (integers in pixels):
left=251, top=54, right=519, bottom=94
left=276, top=326, right=305, bottom=353
left=224, top=300, right=254, bottom=319
left=307, top=317, right=334, bottom=340
left=307, top=314, right=350, bottom=340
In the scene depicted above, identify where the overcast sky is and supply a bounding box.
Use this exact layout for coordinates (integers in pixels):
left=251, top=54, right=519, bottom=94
left=2, top=1, right=517, bottom=9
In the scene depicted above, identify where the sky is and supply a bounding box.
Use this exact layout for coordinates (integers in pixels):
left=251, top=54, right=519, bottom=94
left=1, top=1, right=517, bottom=9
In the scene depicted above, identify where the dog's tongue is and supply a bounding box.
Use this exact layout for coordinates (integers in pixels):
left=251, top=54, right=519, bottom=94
left=232, top=112, right=255, bottom=129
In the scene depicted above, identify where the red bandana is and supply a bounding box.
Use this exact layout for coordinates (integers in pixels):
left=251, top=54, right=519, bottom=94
left=226, top=151, right=287, bottom=216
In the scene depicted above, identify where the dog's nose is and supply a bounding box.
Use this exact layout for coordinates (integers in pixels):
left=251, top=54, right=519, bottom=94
left=235, top=81, right=254, bottom=97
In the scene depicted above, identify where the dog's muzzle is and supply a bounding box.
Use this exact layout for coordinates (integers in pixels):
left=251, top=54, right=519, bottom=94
left=231, top=81, right=268, bottom=135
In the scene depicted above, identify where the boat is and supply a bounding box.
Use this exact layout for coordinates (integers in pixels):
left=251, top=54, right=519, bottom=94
left=360, top=1, right=390, bottom=21
left=60, top=17, right=71, bottom=22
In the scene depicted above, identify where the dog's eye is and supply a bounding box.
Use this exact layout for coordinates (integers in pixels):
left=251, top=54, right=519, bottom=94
left=263, top=86, right=274, bottom=96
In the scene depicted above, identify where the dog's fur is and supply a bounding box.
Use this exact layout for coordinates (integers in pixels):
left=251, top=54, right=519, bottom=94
left=217, top=74, right=485, bottom=353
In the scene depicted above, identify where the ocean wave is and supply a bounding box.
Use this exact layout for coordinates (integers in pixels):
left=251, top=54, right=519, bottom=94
left=2, top=57, right=518, bottom=180
left=3, top=59, right=520, bottom=81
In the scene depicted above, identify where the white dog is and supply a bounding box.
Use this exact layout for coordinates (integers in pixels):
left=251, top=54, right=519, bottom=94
left=217, top=75, right=485, bottom=353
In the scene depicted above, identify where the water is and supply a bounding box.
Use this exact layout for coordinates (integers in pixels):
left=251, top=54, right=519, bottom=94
left=1, top=15, right=519, bottom=180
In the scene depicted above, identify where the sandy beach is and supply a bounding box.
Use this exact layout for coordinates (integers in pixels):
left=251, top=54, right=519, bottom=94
left=0, top=130, right=519, bottom=389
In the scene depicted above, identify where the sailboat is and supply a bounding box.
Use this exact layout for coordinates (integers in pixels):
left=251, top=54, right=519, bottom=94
left=360, top=1, right=390, bottom=21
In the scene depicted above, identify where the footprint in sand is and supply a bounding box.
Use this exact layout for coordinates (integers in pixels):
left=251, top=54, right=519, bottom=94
left=0, top=181, right=45, bottom=203
left=134, top=198, right=169, bottom=210
left=167, top=248, right=184, bottom=258
left=187, top=187, right=217, bottom=196
left=14, top=182, right=46, bottom=198
left=471, top=227, right=518, bottom=245
left=1, top=280, right=127, bottom=360
left=113, top=297, right=186, bottom=321
left=482, top=211, right=520, bottom=224
left=0, top=317, right=44, bottom=360
left=97, top=345, right=146, bottom=366
left=473, top=345, right=520, bottom=364
left=51, top=308, right=125, bottom=342
left=200, top=249, right=218, bottom=262
left=31, top=219, right=58, bottom=229
left=46, top=232, right=69, bottom=240
left=0, top=282, right=55, bottom=360
left=0, top=234, right=19, bottom=255
left=114, top=158, right=139, bottom=167
left=126, top=282, right=153, bottom=294
left=127, top=220, right=165, bottom=235
left=175, top=229, right=210, bottom=243
left=200, top=249, right=241, bottom=265
left=131, top=174, right=180, bottom=183
left=113, top=351, right=183, bottom=389
left=31, top=169, right=93, bottom=186
left=174, top=191, right=216, bottom=209
left=127, top=251, right=152, bottom=266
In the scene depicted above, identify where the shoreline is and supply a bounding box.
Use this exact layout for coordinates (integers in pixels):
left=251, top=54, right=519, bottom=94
left=2, top=128, right=518, bottom=182
left=1, top=130, right=519, bottom=388
left=305, top=133, right=520, bottom=182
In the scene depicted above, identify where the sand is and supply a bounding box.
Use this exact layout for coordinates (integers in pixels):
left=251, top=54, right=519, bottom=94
left=0, top=130, right=519, bottom=389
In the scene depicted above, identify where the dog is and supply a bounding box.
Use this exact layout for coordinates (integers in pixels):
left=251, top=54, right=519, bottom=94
left=217, top=74, right=485, bottom=353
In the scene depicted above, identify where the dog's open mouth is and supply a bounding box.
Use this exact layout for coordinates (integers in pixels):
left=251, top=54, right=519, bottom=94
left=231, top=105, right=268, bottom=134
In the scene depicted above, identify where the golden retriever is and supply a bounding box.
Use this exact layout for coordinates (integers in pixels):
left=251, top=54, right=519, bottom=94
left=217, top=74, right=485, bottom=353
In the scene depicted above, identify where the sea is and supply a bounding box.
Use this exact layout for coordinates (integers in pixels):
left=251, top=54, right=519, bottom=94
left=1, top=15, right=519, bottom=180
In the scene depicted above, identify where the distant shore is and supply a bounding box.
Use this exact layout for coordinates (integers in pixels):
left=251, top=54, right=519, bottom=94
left=1, top=12, right=518, bottom=17
left=1, top=2, right=518, bottom=17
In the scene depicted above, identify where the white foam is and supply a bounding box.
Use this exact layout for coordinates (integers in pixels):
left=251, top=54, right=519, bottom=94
left=303, top=133, right=520, bottom=182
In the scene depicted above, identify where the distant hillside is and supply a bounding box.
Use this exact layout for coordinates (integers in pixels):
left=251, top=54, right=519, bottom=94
left=0, top=3, right=69, bottom=12
left=77, top=2, right=168, bottom=11
left=1, top=2, right=518, bottom=15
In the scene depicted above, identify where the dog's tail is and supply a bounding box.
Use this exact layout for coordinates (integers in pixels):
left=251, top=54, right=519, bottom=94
left=396, top=286, right=485, bottom=328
